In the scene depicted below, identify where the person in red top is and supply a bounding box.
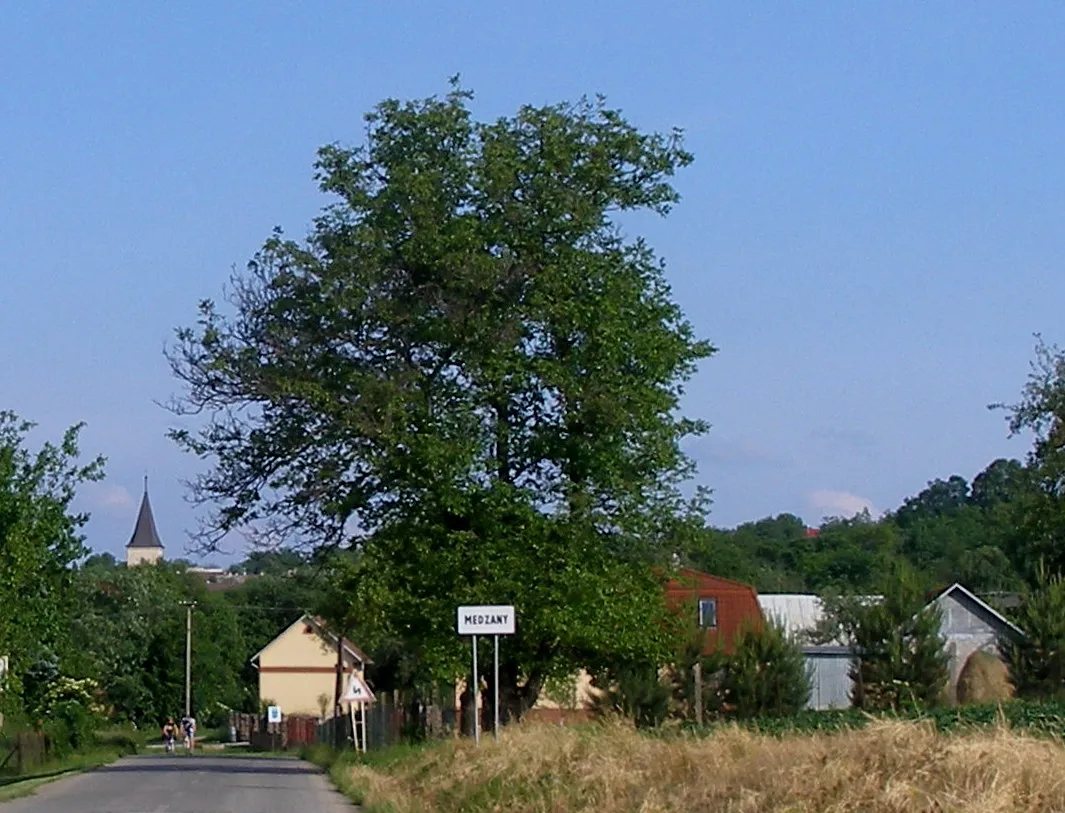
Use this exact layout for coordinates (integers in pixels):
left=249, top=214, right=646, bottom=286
left=161, top=718, right=177, bottom=753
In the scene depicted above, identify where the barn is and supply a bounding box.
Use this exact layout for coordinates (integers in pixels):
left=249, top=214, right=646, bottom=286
left=928, top=583, right=1022, bottom=702
left=759, top=584, right=1024, bottom=710
left=665, top=568, right=762, bottom=654
left=758, top=593, right=854, bottom=710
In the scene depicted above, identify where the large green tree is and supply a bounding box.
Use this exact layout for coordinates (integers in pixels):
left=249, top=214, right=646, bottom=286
left=0, top=412, right=103, bottom=708
left=993, top=337, right=1065, bottom=580
left=167, top=82, right=712, bottom=717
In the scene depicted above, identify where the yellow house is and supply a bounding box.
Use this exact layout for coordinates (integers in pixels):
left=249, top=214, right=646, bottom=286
left=250, top=615, right=371, bottom=718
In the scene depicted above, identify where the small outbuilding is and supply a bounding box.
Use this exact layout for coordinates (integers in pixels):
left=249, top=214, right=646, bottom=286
left=928, top=583, right=1022, bottom=702
left=758, top=593, right=855, bottom=710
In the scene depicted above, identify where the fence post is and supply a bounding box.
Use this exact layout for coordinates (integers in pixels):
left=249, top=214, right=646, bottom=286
left=693, top=662, right=703, bottom=726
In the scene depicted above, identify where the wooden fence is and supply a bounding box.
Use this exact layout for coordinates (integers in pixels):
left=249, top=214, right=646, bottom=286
left=316, top=696, right=458, bottom=751
left=230, top=712, right=321, bottom=750
left=231, top=693, right=460, bottom=753
left=0, top=732, right=49, bottom=775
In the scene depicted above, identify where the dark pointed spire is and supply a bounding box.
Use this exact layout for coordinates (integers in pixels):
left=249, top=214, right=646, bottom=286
left=126, top=483, right=164, bottom=550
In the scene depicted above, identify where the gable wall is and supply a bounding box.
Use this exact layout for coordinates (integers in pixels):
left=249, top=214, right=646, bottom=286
left=665, top=570, right=762, bottom=654
left=936, top=592, right=1008, bottom=696
left=257, top=620, right=364, bottom=717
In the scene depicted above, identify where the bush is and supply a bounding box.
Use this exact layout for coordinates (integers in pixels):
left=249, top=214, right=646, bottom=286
left=35, top=677, right=105, bottom=755
left=702, top=618, right=810, bottom=719
left=591, top=662, right=671, bottom=729
left=821, top=570, right=949, bottom=712
left=1001, top=564, right=1065, bottom=699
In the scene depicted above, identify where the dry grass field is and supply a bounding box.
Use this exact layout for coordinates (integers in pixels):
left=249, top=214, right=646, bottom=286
left=329, top=718, right=1065, bottom=813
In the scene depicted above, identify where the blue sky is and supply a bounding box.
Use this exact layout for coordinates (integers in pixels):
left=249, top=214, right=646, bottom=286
left=2, top=3, right=1063, bottom=565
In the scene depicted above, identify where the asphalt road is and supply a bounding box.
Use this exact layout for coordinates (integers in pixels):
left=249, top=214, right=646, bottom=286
left=0, top=754, right=355, bottom=813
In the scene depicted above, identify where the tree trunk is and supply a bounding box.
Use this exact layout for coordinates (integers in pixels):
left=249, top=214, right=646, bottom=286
left=484, top=662, right=544, bottom=728
left=459, top=685, right=475, bottom=737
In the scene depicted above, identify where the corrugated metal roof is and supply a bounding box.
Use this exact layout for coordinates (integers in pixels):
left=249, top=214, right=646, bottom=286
left=757, top=594, right=825, bottom=638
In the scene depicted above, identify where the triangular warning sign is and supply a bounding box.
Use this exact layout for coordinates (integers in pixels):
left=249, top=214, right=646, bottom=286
left=342, top=674, right=375, bottom=703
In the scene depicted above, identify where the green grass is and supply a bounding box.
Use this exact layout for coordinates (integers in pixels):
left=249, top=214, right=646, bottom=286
left=0, top=748, right=126, bottom=802
left=0, top=725, right=144, bottom=802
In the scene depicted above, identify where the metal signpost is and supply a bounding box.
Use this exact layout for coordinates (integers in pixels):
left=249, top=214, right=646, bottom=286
left=457, top=605, right=515, bottom=744
left=342, top=674, right=375, bottom=752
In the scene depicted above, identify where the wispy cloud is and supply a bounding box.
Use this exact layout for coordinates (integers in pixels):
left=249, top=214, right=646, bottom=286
left=82, top=482, right=136, bottom=515
left=808, top=489, right=877, bottom=520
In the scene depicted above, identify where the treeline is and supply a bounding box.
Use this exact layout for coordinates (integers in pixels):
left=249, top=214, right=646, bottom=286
left=0, top=414, right=326, bottom=745
left=64, top=552, right=321, bottom=728
left=682, top=457, right=1030, bottom=596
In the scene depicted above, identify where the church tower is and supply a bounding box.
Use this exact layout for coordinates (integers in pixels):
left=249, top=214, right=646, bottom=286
left=125, top=477, right=165, bottom=567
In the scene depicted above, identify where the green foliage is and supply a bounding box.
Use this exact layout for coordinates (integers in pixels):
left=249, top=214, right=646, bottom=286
left=993, top=336, right=1065, bottom=581
left=679, top=454, right=1029, bottom=596
left=591, top=661, right=671, bottom=729
left=703, top=618, right=810, bottom=719
left=721, top=699, right=1065, bottom=739
left=67, top=563, right=246, bottom=725
left=166, top=81, right=711, bottom=712
left=232, top=549, right=308, bottom=576
left=820, top=567, right=949, bottom=712
left=36, top=677, right=106, bottom=754
left=0, top=412, right=104, bottom=702
left=1000, top=563, right=1065, bottom=698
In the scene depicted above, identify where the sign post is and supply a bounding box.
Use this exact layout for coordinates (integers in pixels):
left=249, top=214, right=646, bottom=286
left=341, top=674, right=375, bottom=752
left=472, top=634, right=479, bottom=744
left=457, top=605, right=515, bottom=743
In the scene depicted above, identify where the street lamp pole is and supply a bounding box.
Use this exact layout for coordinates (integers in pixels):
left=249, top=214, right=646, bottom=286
left=181, top=601, right=196, bottom=717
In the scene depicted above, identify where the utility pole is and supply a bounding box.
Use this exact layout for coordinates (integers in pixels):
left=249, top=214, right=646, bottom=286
left=334, top=633, right=344, bottom=748
left=181, top=601, right=196, bottom=718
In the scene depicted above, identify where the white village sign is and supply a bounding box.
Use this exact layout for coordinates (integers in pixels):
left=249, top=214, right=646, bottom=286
left=457, top=605, right=516, bottom=745
left=458, top=606, right=515, bottom=636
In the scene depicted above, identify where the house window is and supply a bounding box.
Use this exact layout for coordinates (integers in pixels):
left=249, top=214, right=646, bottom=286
left=698, top=598, right=717, bottom=629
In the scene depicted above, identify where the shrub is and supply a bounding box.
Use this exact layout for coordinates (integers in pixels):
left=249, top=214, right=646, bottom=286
left=591, top=662, right=671, bottom=729
left=821, top=570, right=949, bottom=712
left=35, top=676, right=106, bottom=754
left=1001, top=564, right=1065, bottom=699
left=703, top=617, right=811, bottom=719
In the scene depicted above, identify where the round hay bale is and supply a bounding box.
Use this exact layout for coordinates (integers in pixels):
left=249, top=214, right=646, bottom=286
left=956, top=649, right=1014, bottom=704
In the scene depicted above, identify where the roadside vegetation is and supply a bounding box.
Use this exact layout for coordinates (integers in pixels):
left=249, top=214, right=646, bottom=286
left=0, top=725, right=142, bottom=802
left=311, top=714, right=1065, bottom=813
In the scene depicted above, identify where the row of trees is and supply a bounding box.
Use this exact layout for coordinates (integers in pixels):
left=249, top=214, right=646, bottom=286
left=681, top=457, right=1038, bottom=597
left=0, top=413, right=326, bottom=737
